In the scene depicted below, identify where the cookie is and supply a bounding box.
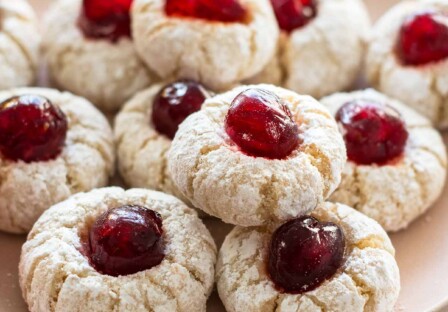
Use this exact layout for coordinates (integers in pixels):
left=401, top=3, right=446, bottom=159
left=0, top=88, right=114, bottom=233
left=19, top=187, right=217, bottom=312
left=0, top=0, right=40, bottom=89
left=322, top=89, right=447, bottom=232
left=132, top=0, right=278, bottom=91
left=42, top=0, right=155, bottom=112
left=216, top=202, right=400, bottom=312
left=246, top=0, right=370, bottom=99
left=115, top=80, right=212, bottom=205
left=366, top=0, right=448, bottom=128
left=168, top=84, right=346, bottom=226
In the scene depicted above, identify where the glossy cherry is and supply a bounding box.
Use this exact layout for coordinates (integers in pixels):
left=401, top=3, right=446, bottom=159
left=397, top=11, right=448, bottom=66
left=225, top=88, right=300, bottom=159
left=165, top=0, right=247, bottom=23
left=78, top=0, right=133, bottom=42
left=88, top=205, right=165, bottom=276
left=152, top=80, right=210, bottom=139
left=268, top=216, right=345, bottom=294
left=0, top=95, right=67, bottom=163
left=336, top=100, right=408, bottom=165
left=270, top=0, right=317, bottom=33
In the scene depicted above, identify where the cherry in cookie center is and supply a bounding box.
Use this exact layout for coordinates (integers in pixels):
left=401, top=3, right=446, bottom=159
left=152, top=80, right=211, bottom=140
left=0, top=94, right=68, bottom=163
left=336, top=100, right=409, bottom=166
left=86, top=205, right=165, bottom=277
left=271, top=0, right=318, bottom=33
left=396, top=11, right=448, bottom=66
left=268, top=216, right=346, bottom=294
left=224, top=88, right=300, bottom=159
left=78, top=0, right=133, bottom=42
left=165, top=0, right=248, bottom=23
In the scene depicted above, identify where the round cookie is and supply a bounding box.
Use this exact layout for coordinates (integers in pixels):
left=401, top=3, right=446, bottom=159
left=0, top=0, right=40, bottom=89
left=0, top=87, right=115, bottom=233
left=115, top=81, right=211, bottom=205
left=19, top=187, right=217, bottom=312
left=132, top=0, right=279, bottom=91
left=366, top=0, right=448, bottom=128
left=216, top=202, right=400, bottom=312
left=246, top=0, right=370, bottom=99
left=168, top=84, right=346, bottom=226
left=42, top=0, right=155, bottom=112
left=322, top=89, right=447, bottom=232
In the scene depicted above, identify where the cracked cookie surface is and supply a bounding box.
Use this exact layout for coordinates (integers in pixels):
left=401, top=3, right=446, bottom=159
left=0, top=87, right=114, bottom=233
left=366, top=0, right=448, bottom=128
left=19, top=187, right=217, bottom=312
left=246, top=0, right=370, bottom=99
left=42, top=0, right=155, bottom=112
left=131, top=0, right=278, bottom=91
left=168, top=84, right=346, bottom=226
left=0, top=0, right=40, bottom=90
left=322, top=89, right=447, bottom=232
left=114, top=83, right=191, bottom=205
left=216, top=202, right=400, bottom=312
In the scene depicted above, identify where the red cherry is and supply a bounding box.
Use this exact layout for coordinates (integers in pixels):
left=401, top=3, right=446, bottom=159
left=336, top=100, right=408, bottom=166
left=268, top=216, right=345, bottom=294
left=88, top=205, right=165, bottom=277
left=78, top=0, right=133, bottom=42
left=270, top=0, right=317, bottom=33
left=397, top=11, right=448, bottom=66
left=225, top=88, right=300, bottom=159
left=0, top=95, right=67, bottom=163
left=152, top=80, right=210, bottom=139
left=165, top=0, right=247, bottom=23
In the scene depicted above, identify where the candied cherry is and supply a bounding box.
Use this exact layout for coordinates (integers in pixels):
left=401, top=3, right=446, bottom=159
left=268, top=216, right=345, bottom=294
left=397, top=11, right=448, bottom=66
left=0, top=95, right=67, bottom=163
left=336, top=100, right=408, bottom=165
left=224, top=88, right=300, bottom=159
left=78, top=0, right=133, bottom=42
left=165, top=0, right=247, bottom=23
left=271, top=0, right=318, bottom=33
left=152, top=80, right=210, bottom=139
left=88, top=205, right=165, bottom=276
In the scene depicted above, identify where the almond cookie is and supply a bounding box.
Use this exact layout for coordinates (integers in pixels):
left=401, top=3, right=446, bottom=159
left=366, top=0, right=448, bottom=128
left=132, top=0, right=279, bottom=91
left=246, top=0, right=370, bottom=99
left=115, top=80, right=211, bottom=205
left=0, top=87, right=114, bottom=234
left=168, top=84, right=346, bottom=226
left=42, top=0, right=155, bottom=112
left=19, top=187, right=217, bottom=312
left=0, top=0, right=39, bottom=89
left=321, top=89, right=447, bottom=232
left=216, top=202, right=400, bottom=312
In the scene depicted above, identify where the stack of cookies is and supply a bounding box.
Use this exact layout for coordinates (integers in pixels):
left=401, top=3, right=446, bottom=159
left=166, top=84, right=402, bottom=311
left=0, top=0, right=445, bottom=311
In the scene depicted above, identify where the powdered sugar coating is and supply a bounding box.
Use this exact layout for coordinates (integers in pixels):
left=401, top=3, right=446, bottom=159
left=42, top=0, right=155, bottom=112
left=216, top=202, right=400, bottom=312
left=322, top=89, right=447, bottom=232
left=19, top=187, right=217, bottom=312
left=115, top=84, right=191, bottom=204
left=0, top=0, right=40, bottom=89
left=132, top=0, right=279, bottom=91
left=168, top=84, right=346, bottom=226
left=0, top=88, right=114, bottom=233
left=366, top=0, right=448, bottom=128
left=246, top=0, right=370, bottom=99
